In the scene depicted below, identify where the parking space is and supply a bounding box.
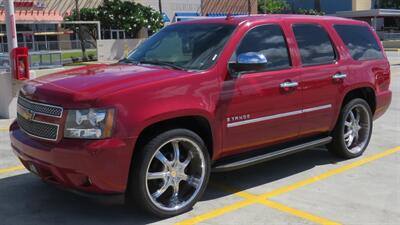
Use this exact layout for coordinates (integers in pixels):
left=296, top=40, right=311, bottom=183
left=0, top=66, right=399, bottom=225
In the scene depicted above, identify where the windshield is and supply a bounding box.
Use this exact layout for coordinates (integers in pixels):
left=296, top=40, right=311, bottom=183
left=125, top=23, right=237, bottom=71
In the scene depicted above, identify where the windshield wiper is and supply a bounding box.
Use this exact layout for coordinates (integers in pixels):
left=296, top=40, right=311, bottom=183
left=139, top=60, right=186, bottom=71
left=118, top=58, right=138, bottom=64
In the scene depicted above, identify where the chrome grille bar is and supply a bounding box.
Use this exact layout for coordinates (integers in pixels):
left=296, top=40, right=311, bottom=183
left=18, top=96, right=63, bottom=118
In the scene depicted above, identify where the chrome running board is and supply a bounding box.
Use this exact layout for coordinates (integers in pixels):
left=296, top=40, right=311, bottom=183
left=212, top=136, right=332, bottom=172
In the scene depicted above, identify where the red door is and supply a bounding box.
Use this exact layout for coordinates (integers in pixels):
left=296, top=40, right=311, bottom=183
left=291, top=23, right=346, bottom=137
left=220, top=24, right=302, bottom=155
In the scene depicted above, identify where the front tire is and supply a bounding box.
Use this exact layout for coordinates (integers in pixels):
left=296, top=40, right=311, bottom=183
left=127, top=129, right=210, bottom=217
left=328, top=98, right=373, bottom=158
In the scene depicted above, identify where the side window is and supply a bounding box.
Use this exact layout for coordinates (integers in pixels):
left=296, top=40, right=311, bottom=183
left=334, top=25, right=383, bottom=61
left=233, top=24, right=291, bottom=72
left=293, top=24, right=336, bottom=66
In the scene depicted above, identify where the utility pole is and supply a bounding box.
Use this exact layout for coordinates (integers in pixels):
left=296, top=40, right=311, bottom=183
left=5, top=0, right=17, bottom=67
left=75, top=0, right=87, bottom=61
left=375, top=0, right=380, bottom=9
left=158, top=0, right=162, bottom=14
left=248, top=0, right=251, bottom=15
left=314, top=0, right=321, bottom=12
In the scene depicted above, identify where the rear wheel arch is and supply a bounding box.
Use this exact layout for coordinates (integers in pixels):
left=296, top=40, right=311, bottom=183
left=341, top=87, right=376, bottom=115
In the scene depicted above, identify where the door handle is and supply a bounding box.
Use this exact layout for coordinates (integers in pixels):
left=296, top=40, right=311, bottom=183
left=280, top=81, right=299, bottom=89
left=332, top=73, right=347, bottom=80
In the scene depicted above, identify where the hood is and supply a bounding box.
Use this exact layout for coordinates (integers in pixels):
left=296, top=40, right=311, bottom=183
left=21, top=64, right=190, bottom=105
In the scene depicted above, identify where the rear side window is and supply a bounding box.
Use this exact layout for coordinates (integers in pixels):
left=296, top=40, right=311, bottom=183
left=334, top=25, right=383, bottom=61
left=234, top=24, right=291, bottom=71
left=293, top=24, right=336, bottom=66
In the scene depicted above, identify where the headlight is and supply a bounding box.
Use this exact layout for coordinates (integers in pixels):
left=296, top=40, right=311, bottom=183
left=64, top=108, right=115, bottom=139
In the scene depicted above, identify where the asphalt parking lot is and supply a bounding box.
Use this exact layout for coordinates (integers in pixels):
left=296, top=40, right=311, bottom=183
left=0, top=57, right=399, bottom=225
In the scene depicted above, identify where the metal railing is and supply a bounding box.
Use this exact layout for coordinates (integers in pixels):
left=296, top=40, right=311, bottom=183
left=0, top=51, right=62, bottom=71
left=382, top=32, right=400, bottom=41
left=0, top=40, right=95, bottom=53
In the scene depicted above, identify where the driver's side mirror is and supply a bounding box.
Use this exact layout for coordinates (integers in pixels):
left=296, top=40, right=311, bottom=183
left=228, top=52, right=268, bottom=78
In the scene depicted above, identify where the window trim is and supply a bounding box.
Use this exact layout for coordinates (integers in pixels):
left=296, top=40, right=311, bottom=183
left=292, top=23, right=339, bottom=67
left=229, top=23, right=293, bottom=75
left=332, top=24, right=384, bottom=62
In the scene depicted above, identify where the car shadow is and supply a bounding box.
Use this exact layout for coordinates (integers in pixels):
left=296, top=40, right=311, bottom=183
left=206, top=147, right=343, bottom=199
left=0, top=147, right=343, bottom=224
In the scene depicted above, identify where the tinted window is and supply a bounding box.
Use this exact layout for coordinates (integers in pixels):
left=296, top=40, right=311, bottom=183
left=334, top=25, right=383, bottom=61
left=127, top=24, right=236, bottom=70
left=234, top=24, right=291, bottom=71
left=293, top=24, right=336, bottom=66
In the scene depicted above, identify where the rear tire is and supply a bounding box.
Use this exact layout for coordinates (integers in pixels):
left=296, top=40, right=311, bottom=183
left=127, top=129, right=210, bottom=217
left=328, top=98, right=373, bottom=159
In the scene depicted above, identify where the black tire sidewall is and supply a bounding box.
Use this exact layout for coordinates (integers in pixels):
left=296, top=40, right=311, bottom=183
left=128, top=129, right=211, bottom=217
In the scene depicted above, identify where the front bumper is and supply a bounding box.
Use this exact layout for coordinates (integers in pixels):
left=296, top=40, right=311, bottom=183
left=10, top=122, right=136, bottom=194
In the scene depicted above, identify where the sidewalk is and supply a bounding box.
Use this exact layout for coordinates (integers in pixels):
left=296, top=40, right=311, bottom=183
left=387, top=51, right=400, bottom=65
left=0, top=119, right=12, bottom=130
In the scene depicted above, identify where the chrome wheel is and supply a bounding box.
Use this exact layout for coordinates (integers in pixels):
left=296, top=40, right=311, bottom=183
left=145, top=137, right=206, bottom=211
left=343, top=104, right=371, bottom=154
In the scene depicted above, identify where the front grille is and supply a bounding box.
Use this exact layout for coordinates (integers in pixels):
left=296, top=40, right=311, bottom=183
left=17, top=96, right=63, bottom=141
left=17, top=114, right=59, bottom=141
left=18, top=96, right=63, bottom=118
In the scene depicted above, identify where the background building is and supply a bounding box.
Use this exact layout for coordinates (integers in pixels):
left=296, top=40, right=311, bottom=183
left=280, top=0, right=399, bottom=40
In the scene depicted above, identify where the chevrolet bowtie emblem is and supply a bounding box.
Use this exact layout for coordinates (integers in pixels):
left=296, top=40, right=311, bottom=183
left=18, top=106, right=35, bottom=121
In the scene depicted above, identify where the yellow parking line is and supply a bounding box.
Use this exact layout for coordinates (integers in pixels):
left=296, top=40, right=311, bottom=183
left=175, top=199, right=254, bottom=225
left=0, top=165, right=25, bottom=174
left=212, top=183, right=340, bottom=225
left=259, top=199, right=340, bottom=225
left=175, top=146, right=400, bottom=225
left=0, top=127, right=9, bottom=132
left=260, top=146, right=400, bottom=199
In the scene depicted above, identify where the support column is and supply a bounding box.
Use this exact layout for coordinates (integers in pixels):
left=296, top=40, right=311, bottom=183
left=5, top=0, right=17, bottom=55
left=0, top=0, right=23, bottom=119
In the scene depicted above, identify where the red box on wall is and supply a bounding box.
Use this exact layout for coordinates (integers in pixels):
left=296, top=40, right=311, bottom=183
left=11, top=47, right=30, bottom=80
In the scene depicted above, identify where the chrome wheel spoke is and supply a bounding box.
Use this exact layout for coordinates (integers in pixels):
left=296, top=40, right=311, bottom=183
left=346, top=133, right=354, bottom=147
left=344, top=130, right=352, bottom=138
left=344, top=121, right=352, bottom=127
left=172, top=141, right=181, bottom=165
left=349, top=110, right=356, bottom=122
left=152, top=181, right=170, bottom=199
left=147, top=171, right=168, bottom=180
left=182, top=152, right=192, bottom=169
left=180, top=173, right=189, bottom=181
left=355, top=111, right=361, bottom=124
left=173, top=182, right=180, bottom=196
left=187, top=176, right=201, bottom=188
left=353, top=131, right=359, bottom=144
left=170, top=187, right=180, bottom=207
left=155, top=151, right=172, bottom=169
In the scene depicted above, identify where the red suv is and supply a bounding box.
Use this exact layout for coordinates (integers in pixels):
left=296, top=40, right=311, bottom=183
left=10, top=15, right=391, bottom=217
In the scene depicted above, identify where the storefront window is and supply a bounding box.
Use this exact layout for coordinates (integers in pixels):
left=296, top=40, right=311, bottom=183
left=16, top=24, right=33, bottom=32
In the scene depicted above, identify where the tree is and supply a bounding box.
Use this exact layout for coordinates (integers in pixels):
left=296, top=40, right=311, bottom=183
left=380, top=0, right=400, bottom=9
left=314, top=0, right=321, bottom=11
left=65, top=0, right=164, bottom=40
left=258, top=0, right=289, bottom=14
left=65, top=8, right=99, bottom=56
left=75, top=0, right=88, bottom=61
left=295, top=8, right=324, bottom=15
left=97, top=0, right=163, bottom=37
